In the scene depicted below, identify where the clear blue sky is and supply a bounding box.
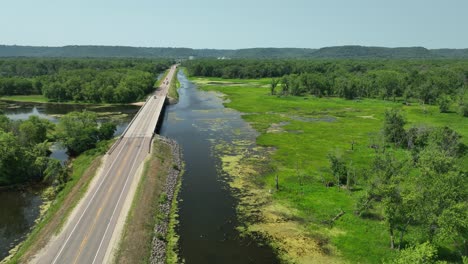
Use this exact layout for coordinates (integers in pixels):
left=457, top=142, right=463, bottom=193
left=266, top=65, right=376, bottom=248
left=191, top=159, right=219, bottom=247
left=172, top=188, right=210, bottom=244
left=1, top=0, right=467, bottom=49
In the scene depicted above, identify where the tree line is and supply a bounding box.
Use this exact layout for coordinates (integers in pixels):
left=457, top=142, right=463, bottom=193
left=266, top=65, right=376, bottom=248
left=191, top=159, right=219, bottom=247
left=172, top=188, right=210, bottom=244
left=0, top=58, right=173, bottom=103
left=184, top=59, right=468, bottom=116
left=0, top=111, right=116, bottom=188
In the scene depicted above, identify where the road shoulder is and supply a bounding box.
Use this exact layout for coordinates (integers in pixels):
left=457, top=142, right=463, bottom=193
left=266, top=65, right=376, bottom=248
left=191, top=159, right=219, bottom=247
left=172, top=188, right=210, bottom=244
left=113, top=136, right=183, bottom=264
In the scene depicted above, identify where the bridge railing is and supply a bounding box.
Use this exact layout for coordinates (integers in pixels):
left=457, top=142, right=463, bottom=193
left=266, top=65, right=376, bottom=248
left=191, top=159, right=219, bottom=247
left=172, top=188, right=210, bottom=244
left=107, top=90, right=154, bottom=155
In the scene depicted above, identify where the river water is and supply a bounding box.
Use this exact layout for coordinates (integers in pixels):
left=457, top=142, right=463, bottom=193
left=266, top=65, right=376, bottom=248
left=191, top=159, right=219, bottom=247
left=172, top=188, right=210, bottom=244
left=159, top=71, right=278, bottom=263
left=0, top=102, right=139, bottom=259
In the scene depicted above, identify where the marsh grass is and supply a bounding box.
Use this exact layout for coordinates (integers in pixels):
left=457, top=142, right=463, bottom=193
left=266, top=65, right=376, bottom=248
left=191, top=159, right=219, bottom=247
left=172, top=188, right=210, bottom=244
left=193, top=76, right=467, bottom=263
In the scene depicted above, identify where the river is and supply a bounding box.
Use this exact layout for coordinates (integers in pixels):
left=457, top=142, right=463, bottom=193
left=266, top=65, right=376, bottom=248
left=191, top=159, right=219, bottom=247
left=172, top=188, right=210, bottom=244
left=159, top=71, right=278, bottom=263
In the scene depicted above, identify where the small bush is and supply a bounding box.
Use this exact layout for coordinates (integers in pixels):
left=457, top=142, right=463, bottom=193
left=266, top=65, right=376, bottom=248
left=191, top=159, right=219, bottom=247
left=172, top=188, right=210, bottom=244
left=438, top=96, right=450, bottom=113
left=159, top=192, right=168, bottom=204
left=459, top=104, right=468, bottom=117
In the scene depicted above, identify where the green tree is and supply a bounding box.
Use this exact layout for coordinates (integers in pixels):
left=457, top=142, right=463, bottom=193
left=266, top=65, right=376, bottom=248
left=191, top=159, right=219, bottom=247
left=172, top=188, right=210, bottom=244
left=369, top=151, right=414, bottom=249
left=43, top=158, right=69, bottom=193
left=328, top=154, right=348, bottom=186
left=460, top=103, right=468, bottom=117
left=388, top=242, right=440, bottom=264
left=383, top=109, right=407, bottom=147
left=98, top=122, right=117, bottom=141
left=415, top=148, right=467, bottom=246
left=57, top=111, right=99, bottom=155
left=0, top=113, right=10, bottom=132
left=0, top=131, right=22, bottom=185
left=270, top=78, right=280, bottom=95
left=374, top=70, right=403, bottom=101
left=281, top=75, right=290, bottom=95
left=18, top=115, right=52, bottom=146
left=438, top=95, right=451, bottom=113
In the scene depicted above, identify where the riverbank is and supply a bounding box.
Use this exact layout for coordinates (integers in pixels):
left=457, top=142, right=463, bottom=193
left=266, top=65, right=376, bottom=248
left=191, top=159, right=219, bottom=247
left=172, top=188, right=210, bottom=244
left=192, top=76, right=468, bottom=263
left=0, top=95, right=149, bottom=107
left=113, top=135, right=183, bottom=264
left=2, top=140, right=114, bottom=263
left=0, top=95, right=49, bottom=104
left=167, top=68, right=180, bottom=103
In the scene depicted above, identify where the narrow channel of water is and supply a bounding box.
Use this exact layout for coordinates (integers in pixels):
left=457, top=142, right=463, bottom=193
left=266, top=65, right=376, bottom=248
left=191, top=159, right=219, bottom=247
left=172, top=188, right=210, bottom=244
left=0, top=102, right=139, bottom=259
left=159, top=71, right=279, bottom=263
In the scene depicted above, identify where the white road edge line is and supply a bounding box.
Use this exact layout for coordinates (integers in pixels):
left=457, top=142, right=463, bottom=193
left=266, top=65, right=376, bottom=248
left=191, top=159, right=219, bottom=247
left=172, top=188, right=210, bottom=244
left=51, top=138, right=129, bottom=264
left=91, top=137, right=146, bottom=264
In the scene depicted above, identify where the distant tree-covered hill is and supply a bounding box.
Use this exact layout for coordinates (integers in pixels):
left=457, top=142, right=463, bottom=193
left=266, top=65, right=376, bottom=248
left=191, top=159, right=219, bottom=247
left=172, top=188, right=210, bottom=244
left=0, top=45, right=467, bottom=59
left=309, top=45, right=435, bottom=59
left=431, top=48, right=468, bottom=58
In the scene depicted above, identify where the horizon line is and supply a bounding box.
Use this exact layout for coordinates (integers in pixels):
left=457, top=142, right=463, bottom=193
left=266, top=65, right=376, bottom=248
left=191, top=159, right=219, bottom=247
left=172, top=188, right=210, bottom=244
left=1, top=44, right=467, bottom=50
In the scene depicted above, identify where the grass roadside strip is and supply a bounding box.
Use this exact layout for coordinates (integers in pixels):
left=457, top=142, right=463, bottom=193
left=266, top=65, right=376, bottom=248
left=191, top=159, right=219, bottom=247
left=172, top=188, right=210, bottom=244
left=113, top=136, right=183, bottom=264
left=5, top=140, right=115, bottom=264
left=168, top=68, right=180, bottom=102
left=156, top=69, right=170, bottom=88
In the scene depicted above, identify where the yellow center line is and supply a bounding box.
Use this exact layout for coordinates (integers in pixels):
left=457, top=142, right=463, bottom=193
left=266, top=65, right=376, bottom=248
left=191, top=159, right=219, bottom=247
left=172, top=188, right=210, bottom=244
left=70, top=139, right=137, bottom=263
left=72, top=206, right=103, bottom=264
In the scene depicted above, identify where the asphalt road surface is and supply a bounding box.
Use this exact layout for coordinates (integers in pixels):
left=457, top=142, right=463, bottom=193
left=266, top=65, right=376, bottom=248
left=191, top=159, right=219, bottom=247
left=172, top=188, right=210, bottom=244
left=32, top=65, right=177, bottom=264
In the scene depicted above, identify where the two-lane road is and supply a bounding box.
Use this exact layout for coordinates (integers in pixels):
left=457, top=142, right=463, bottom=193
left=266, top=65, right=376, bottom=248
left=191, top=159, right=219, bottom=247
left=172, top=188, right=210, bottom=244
left=33, top=65, right=177, bottom=263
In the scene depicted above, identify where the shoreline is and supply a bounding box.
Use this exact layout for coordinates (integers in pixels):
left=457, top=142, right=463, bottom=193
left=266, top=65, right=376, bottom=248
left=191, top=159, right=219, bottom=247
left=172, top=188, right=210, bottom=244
left=2, top=140, right=113, bottom=263
left=149, top=135, right=183, bottom=264
left=0, top=94, right=157, bottom=107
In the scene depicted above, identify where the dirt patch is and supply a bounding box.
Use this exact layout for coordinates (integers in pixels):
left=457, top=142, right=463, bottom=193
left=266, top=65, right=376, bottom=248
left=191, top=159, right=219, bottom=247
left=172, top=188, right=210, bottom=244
left=266, top=122, right=290, bottom=133
left=130, top=101, right=145, bottom=106
left=285, top=115, right=337, bottom=123
left=357, top=115, right=377, bottom=120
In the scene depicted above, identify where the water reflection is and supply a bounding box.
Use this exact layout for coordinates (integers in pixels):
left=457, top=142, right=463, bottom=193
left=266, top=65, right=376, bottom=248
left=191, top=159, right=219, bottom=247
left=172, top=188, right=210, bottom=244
left=0, top=191, right=42, bottom=259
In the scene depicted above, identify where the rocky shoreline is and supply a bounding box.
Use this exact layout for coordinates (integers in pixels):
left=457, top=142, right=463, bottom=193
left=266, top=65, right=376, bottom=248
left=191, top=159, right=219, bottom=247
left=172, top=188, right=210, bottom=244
left=149, top=135, right=183, bottom=264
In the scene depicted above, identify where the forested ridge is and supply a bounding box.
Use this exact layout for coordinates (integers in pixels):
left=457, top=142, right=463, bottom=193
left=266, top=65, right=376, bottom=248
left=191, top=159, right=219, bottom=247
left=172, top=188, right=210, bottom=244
left=1, top=45, right=468, bottom=59
left=0, top=58, right=173, bottom=103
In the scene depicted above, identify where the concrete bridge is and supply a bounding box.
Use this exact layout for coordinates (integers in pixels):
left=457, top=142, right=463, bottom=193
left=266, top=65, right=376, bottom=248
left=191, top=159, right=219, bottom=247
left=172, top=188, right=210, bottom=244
left=33, top=65, right=177, bottom=264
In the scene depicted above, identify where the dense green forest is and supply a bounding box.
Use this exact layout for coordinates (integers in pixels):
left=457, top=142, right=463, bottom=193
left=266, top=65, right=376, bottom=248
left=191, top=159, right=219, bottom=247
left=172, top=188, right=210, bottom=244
left=1, top=45, right=468, bottom=59
left=0, top=114, right=54, bottom=185
left=0, top=58, right=172, bottom=103
left=0, top=111, right=115, bottom=186
left=184, top=59, right=468, bottom=115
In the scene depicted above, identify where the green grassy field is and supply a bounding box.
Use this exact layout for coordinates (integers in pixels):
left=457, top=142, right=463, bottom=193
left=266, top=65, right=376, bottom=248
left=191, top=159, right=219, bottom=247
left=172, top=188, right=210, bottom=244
left=192, top=76, right=467, bottom=263
left=0, top=95, right=50, bottom=103
left=0, top=95, right=118, bottom=106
